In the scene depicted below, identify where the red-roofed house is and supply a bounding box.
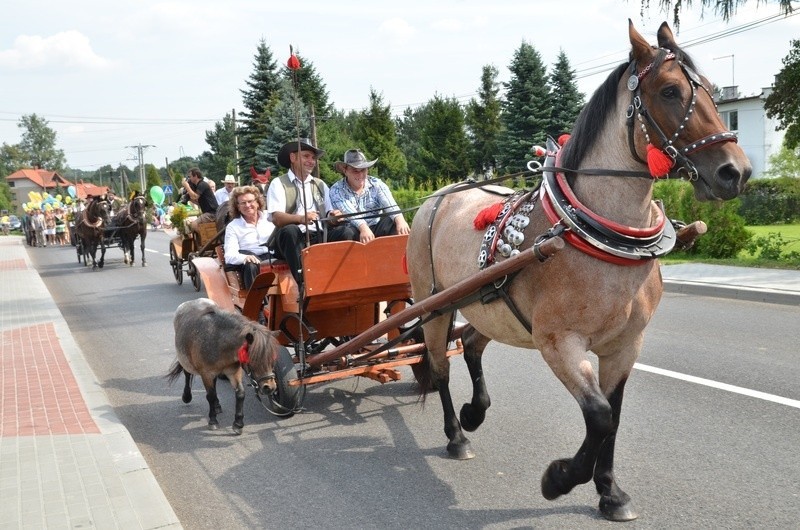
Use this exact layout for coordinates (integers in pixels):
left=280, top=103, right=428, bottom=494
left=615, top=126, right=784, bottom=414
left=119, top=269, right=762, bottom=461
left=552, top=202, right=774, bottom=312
left=5, top=168, right=72, bottom=214
left=74, top=182, right=110, bottom=200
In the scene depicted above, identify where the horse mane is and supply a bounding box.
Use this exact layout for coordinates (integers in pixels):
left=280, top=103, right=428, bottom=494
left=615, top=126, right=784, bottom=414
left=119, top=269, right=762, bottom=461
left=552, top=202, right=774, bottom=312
left=561, top=42, right=698, bottom=172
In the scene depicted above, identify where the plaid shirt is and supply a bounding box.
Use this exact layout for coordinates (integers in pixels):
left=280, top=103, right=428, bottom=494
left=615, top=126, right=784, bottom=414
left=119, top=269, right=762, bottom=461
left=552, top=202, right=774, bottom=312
left=329, top=176, right=401, bottom=229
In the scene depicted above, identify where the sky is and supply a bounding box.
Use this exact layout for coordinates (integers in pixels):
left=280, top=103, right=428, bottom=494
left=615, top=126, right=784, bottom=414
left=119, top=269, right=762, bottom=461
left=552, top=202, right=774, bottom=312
left=1, top=0, right=798, bottom=173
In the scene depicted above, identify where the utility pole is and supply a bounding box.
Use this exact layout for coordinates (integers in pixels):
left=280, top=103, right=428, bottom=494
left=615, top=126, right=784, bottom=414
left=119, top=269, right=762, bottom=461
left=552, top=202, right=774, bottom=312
left=125, top=143, right=155, bottom=193
left=310, top=104, right=319, bottom=179
left=233, top=108, right=240, bottom=183
left=713, top=54, right=735, bottom=88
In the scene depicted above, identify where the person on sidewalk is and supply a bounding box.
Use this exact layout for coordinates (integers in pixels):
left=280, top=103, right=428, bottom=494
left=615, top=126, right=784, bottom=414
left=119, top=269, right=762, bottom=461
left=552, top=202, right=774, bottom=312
left=266, top=138, right=357, bottom=288
left=329, top=149, right=409, bottom=244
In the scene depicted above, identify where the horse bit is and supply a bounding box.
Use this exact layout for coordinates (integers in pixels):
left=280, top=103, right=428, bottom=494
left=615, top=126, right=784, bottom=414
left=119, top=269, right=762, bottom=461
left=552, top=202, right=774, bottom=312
left=626, top=48, right=738, bottom=181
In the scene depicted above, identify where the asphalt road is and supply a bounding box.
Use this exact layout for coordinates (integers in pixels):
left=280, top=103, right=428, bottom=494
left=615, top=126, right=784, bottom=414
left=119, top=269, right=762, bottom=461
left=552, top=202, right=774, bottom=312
left=30, top=231, right=800, bottom=529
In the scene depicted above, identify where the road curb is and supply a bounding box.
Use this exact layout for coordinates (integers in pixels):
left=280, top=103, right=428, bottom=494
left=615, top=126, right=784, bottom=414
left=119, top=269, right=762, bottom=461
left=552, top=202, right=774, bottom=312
left=663, top=279, right=800, bottom=306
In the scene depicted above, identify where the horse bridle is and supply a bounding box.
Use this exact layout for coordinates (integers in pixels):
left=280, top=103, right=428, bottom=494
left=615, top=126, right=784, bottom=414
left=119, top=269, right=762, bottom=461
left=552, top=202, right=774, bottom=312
left=82, top=198, right=111, bottom=228
left=626, top=48, right=738, bottom=181
left=125, top=196, right=146, bottom=224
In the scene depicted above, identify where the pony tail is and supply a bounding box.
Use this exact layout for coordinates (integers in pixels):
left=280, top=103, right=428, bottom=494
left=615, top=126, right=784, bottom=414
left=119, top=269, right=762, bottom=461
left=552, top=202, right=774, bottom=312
left=166, top=360, right=185, bottom=384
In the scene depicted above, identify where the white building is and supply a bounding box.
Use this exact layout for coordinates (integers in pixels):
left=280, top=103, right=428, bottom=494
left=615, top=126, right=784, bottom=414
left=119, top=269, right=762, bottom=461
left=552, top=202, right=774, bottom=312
left=716, top=85, right=785, bottom=179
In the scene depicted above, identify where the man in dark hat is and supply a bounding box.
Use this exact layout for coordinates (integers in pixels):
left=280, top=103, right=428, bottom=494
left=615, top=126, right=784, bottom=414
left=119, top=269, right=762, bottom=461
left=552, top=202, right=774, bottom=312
left=266, top=138, right=357, bottom=288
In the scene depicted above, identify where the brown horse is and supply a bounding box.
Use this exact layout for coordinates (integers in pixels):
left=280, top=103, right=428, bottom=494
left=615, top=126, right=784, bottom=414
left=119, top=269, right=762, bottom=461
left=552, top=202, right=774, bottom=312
left=75, top=195, right=112, bottom=269
left=112, top=192, right=148, bottom=266
left=407, top=21, right=751, bottom=521
left=168, top=298, right=280, bottom=435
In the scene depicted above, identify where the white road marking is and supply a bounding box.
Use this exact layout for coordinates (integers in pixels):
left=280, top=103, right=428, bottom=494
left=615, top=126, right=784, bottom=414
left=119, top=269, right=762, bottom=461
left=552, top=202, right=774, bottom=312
left=635, top=362, right=800, bottom=409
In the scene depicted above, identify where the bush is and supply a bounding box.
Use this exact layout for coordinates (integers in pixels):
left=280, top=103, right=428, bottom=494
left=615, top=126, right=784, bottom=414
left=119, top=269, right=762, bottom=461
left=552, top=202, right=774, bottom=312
left=738, top=176, right=800, bottom=225
left=654, top=180, right=752, bottom=259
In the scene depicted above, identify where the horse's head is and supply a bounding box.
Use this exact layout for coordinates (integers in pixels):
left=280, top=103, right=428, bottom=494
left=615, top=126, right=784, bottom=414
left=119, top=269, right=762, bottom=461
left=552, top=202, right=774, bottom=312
left=628, top=21, right=751, bottom=200
left=89, top=196, right=113, bottom=224
left=129, top=194, right=147, bottom=221
left=246, top=326, right=281, bottom=394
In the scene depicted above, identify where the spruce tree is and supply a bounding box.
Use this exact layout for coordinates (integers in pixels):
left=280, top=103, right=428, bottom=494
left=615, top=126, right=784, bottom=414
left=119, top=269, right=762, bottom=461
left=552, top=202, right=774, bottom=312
left=254, top=79, right=311, bottom=174
left=498, top=41, right=552, bottom=174
left=239, top=39, right=280, bottom=175
left=548, top=50, right=585, bottom=140
left=282, top=50, right=332, bottom=118
left=465, top=65, right=503, bottom=178
left=353, top=89, right=407, bottom=181
left=417, top=95, right=471, bottom=185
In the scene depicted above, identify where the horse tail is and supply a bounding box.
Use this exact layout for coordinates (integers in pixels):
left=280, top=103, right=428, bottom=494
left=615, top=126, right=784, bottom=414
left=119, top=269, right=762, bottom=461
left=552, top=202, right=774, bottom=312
left=166, top=360, right=185, bottom=385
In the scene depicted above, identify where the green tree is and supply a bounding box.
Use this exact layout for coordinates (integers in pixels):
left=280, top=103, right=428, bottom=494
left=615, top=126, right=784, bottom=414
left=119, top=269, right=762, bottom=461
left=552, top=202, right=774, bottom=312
left=396, top=106, right=426, bottom=182
left=643, top=0, right=793, bottom=27
left=465, top=65, right=503, bottom=177
left=0, top=181, right=13, bottom=213
left=764, top=145, right=800, bottom=178
left=239, top=39, right=281, bottom=172
left=145, top=164, right=162, bottom=193
left=765, top=39, right=800, bottom=150
left=17, top=114, right=66, bottom=170
left=416, top=95, right=471, bottom=184
left=547, top=50, right=585, bottom=140
left=352, top=89, right=407, bottom=182
left=282, top=49, right=332, bottom=117
left=198, top=113, right=237, bottom=181
left=255, top=79, right=311, bottom=174
left=498, top=41, right=551, bottom=174
left=0, top=143, right=26, bottom=178
left=315, top=110, right=357, bottom=184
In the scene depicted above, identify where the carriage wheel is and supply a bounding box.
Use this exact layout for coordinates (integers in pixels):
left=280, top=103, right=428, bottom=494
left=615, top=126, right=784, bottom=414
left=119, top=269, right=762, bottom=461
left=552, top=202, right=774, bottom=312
left=169, top=244, right=183, bottom=285
left=188, top=260, right=201, bottom=291
left=256, top=346, right=302, bottom=418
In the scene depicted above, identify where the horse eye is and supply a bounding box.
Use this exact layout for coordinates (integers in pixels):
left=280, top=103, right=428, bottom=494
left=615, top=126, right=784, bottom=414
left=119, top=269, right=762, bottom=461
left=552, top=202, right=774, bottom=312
left=661, top=86, right=679, bottom=99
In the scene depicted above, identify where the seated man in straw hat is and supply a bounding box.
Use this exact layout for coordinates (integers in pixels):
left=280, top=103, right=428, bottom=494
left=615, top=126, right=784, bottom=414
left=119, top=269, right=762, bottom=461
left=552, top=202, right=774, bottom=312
left=266, top=138, right=357, bottom=288
left=329, top=148, right=409, bottom=244
left=215, top=174, right=237, bottom=206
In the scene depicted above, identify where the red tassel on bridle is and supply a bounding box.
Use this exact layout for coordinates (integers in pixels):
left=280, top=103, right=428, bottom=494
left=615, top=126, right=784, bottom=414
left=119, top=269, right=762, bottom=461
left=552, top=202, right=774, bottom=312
left=646, top=144, right=674, bottom=179
left=237, top=342, right=249, bottom=364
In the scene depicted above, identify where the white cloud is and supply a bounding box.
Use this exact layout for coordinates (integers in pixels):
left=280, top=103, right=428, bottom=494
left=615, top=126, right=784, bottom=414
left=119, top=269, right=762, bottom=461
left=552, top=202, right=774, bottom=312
left=0, top=31, right=112, bottom=71
left=379, top=17, right=416, bottom=43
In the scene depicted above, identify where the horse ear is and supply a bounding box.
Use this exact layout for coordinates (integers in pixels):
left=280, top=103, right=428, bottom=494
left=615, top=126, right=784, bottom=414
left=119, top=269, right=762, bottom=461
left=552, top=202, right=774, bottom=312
left=628, top=19, right=653, bottom=65
left=656, top=21, right=677, bottom=50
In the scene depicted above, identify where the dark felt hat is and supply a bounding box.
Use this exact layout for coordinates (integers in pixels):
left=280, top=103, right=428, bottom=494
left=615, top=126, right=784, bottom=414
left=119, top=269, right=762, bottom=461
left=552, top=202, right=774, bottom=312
left=277, top=138, right=325, bottom=168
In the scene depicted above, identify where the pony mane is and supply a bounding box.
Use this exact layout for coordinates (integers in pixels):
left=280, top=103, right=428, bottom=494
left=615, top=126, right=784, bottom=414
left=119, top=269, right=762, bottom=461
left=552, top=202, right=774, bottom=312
left=244, top=324, right=278, bottom=370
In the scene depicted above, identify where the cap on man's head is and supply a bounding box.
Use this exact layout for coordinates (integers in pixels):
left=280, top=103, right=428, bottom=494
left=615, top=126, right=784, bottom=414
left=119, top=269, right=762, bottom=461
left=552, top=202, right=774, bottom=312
left=277, top=138, right=325, bottom=168
left=335, top=149, right=378, bottom=174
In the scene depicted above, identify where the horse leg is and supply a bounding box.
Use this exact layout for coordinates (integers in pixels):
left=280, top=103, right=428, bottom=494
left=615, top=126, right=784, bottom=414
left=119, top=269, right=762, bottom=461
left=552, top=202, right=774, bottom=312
left=98, top=237, right=106, bottom=268
left=538, top=336, right=637, bottom=521
left=228, top=369, right=245, bottom=435
left=140, top=232, right=147, bottom=266
left=458, top=324, right=492, bottom=432
left=592, top=354, right=637, bottom=521
left=424, top=313, right=474, bottom=460
left=181, top=370, right=193, bottom=403
left=201, top=374, right=220, bottom=429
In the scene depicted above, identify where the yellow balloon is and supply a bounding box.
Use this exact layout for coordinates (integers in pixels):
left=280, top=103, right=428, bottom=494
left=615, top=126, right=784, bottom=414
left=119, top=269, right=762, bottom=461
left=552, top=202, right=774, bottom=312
left=56, top=194, right=63, bottom=201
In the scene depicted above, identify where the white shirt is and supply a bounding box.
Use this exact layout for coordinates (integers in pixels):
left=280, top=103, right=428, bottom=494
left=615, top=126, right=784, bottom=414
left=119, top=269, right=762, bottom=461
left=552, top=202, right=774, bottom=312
left=215, top=187, right=232, bottom=206
left=265, top=169, right=333, bottom=233
left=223, top=211, right=275, bottom=266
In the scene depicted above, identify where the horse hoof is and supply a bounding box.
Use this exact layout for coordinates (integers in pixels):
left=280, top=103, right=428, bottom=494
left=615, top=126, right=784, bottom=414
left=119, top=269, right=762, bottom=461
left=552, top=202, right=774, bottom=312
left=181, top=393, right=192, bottom=404
left=232, top=425, right=243, bottom=436
left=446, top=441, right=475, bottom=460
left=600, top=501, right=638, bottom=522
left=459, top=403, right=486, bottom=432
left=541, top=459, right=573, bottom=500
left=208, top=422, right=219, bottom=430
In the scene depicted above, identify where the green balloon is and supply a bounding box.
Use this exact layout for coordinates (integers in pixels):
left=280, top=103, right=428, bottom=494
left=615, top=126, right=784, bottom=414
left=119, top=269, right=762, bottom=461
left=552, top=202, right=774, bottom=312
left=150, top=186, right=165, bottom=205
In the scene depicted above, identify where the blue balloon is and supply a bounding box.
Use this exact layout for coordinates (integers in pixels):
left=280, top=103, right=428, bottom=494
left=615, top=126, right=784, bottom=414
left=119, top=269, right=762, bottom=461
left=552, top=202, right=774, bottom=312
left=67, top=185, right=76, bottom=198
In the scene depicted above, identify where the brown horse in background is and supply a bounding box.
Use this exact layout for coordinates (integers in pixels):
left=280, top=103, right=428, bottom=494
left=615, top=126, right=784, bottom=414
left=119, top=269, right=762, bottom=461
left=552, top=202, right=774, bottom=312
left=168, top=298, right=280, bottom=435
left=407, top=21, right=750, bottom=521
left=75, top=195, right=112, bottom=269
left=112, top=192, right=148, bottom=267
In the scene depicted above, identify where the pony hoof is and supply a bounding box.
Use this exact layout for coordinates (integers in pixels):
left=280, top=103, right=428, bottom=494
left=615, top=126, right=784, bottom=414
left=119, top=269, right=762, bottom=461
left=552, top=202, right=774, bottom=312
left=181, top=393, right=192, bottom=404
left=232, top=425, right=243, bottom=436
left=600, top=500, right=638, bottom=522
left=446, top=441, right=475, bottom=460
left=208, top=422, right=219, bottom=430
